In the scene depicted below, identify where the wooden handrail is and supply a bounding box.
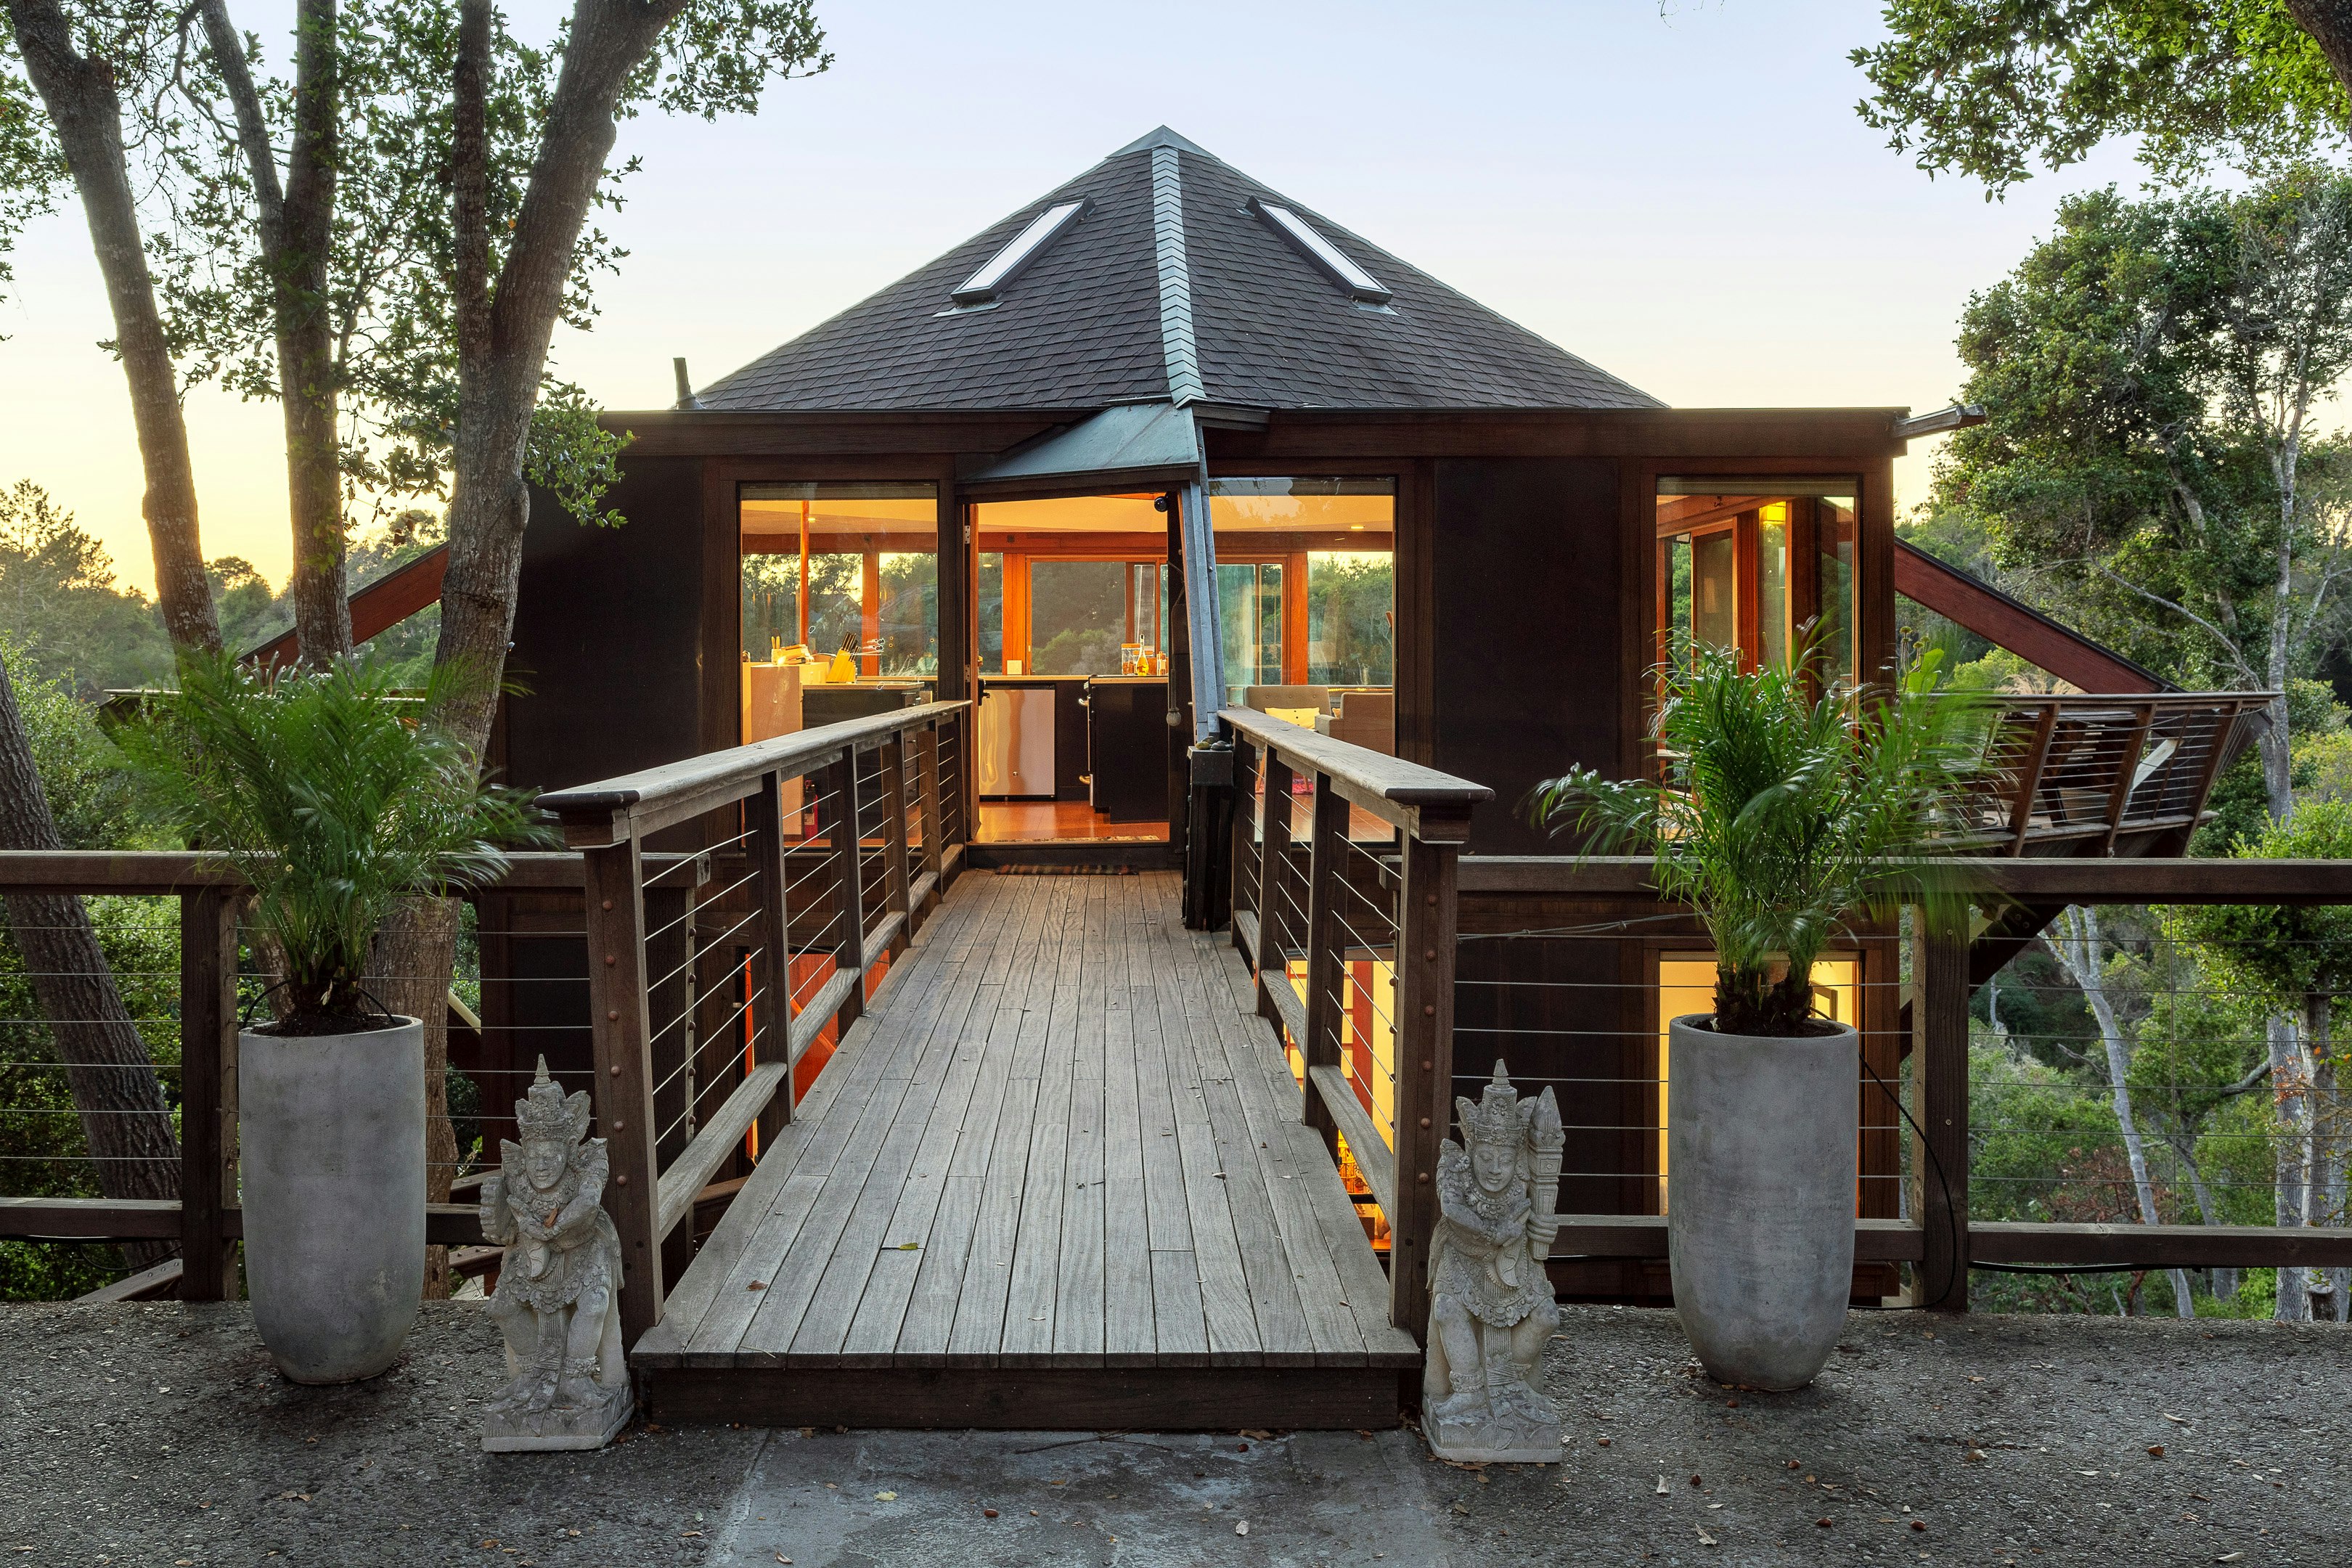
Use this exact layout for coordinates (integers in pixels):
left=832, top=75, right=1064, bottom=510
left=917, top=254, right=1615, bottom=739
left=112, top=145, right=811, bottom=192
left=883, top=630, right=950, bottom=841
left=0, top=849, right=706, bottom=894
left=555, top=701, right=971, bottom=1347
left=1455, top=854, right=2352, bottom=905
left=0, top=702, right=988, bottom=1330
left=1219, top=706, right=1490, bottom=843
left=1222, top=717, right=1466, bottom=1347
left=538, top=701, right=971, bottom=846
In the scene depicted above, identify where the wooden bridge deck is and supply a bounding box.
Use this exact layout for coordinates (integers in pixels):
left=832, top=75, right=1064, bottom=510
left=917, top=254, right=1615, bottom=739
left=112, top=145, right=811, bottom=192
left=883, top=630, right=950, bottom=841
left=631, top=868, right=1419, bottom=1429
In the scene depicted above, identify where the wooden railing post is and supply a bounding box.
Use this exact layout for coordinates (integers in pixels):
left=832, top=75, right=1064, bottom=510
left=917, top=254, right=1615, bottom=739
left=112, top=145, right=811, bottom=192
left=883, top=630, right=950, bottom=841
left=1253, top=748, right=1295, bottom=1022
left=1228, top=734, right=1256, bottom=958
left=582, top=839, right=664, bottom=1343
left=1389, top=833, right=1461, bottom=1343
left=178, top=889, right=240, bottom=1299
left=1913, top=911, right=1972, bottom=1311
left=878, top=737, right=913, bottom=956
left=824, top=750, right=868, bottom=1037
left=1299, top=774, right=1348, bottom=1156
left=749, top=768, right=794, bottom=1133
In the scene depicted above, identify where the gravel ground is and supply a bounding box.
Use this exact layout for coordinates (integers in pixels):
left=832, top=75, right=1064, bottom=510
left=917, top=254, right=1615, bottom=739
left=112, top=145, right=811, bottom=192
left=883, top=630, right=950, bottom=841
left=2, top=1299, right=2345, bottom=1567
left=1490, top=1304, right=2351, bottom=1568
left=0, top=1301, right=761, bottom=1568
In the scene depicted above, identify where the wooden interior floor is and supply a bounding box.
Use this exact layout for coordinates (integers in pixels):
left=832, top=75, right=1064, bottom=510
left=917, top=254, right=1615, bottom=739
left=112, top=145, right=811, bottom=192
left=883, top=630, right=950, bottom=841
left=974, top=799, right=1170, bottom=843
left=632, top=868, right=1418, bottom=1429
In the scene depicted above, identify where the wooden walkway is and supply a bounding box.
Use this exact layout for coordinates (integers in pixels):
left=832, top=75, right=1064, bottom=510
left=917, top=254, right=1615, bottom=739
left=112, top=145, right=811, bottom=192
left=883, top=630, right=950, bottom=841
left=632, top=868, right=1419, bottom=1429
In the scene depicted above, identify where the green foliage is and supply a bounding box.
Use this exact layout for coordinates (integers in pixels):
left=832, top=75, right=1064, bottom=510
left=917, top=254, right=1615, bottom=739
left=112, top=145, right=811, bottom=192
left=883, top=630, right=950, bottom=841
left=0, top=46, right=64, bottom=315
left=0, top=482, right=172, bottom=696
left=1528, top=642, right=1982, bottom=1034
left=2128, top=950, right=2269, bottom=1179
left=0, top=649, right=181, bottom=1296
left=0, top=648, right=179, bottom=1297
left=1968, top=1037, right=2123, bottom=1223
left=1934, top=173, right=2352, bottom=703
left=1853, top=0, right=2349, bottom=190
left=0, top=631, right=142, bottom=851
left=2164, top=799, right=2352, bottom=1008
left=1895, top=510, right=1998, bottom=674
left=115, top=653, right=550, bottom=1025
left=138, top=0, right=828, bottom=533
left=0, top=889, right=181, bottom=1300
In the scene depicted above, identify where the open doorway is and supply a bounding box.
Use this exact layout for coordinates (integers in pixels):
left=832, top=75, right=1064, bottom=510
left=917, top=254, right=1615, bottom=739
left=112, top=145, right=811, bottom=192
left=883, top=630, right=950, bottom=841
left=972, top=494, right=1176, bottom=846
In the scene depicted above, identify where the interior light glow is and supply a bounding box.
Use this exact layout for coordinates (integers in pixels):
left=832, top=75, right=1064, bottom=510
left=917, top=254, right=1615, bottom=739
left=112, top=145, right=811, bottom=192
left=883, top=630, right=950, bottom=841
left=952, top=200, right=1090, bottom=306
left=1247, top=197, right=1392, bottom=305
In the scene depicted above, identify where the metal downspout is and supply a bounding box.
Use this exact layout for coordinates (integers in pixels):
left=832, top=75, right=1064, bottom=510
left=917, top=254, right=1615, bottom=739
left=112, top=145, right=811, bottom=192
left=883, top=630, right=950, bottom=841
left=1178, top=467, right=1224, bottom=744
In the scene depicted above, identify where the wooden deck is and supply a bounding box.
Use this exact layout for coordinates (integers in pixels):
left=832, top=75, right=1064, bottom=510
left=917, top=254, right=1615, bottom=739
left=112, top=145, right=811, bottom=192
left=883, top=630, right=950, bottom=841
left=631, top=868, right=1419, bottom=1429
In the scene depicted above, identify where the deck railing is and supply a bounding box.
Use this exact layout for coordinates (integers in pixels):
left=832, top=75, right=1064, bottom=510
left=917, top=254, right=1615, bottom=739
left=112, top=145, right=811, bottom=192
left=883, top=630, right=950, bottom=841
left=0, top=849, right=674, bottom=1297
left=534, top=700, right=971, bottom=1343
left=0, top=701, right=972, bottom=1331
left=1455, top=854, right=2352, bottom=1311
left=1218, top=706, right=1493, bottom=1342
left=1954, top=692, right=2271, bottom=856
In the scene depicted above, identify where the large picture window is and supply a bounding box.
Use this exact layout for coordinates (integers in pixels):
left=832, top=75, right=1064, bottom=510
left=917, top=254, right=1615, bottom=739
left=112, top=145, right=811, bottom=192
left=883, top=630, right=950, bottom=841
left=972, top=495, right=1169, bottom=677
left=1208, top=477, right=1395, bottom=703
left=1657, top=477, right=1857, bottom=690
left=740, top=482, right=939, bottom=677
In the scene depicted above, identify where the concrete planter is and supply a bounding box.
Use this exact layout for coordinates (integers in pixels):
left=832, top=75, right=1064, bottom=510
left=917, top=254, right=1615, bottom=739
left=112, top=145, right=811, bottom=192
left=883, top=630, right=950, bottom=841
left=239, top=1016, right=425, bottom=1384
left=1665, top=1014, right=1857, bottom=1391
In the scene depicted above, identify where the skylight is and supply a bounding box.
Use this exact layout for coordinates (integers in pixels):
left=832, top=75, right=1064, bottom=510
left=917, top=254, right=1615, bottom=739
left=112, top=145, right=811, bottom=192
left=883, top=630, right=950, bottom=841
left=1247, top=197, right=1392, bottom=306
left=952, top=200, right=1090, bottom=306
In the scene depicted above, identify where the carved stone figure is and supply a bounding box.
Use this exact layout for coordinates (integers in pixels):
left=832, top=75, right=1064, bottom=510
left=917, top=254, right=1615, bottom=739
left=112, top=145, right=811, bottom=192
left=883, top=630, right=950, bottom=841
left=478, top=1058, right=632, bottom=1451
left=1424, top=1061, right=1565, bottom=1463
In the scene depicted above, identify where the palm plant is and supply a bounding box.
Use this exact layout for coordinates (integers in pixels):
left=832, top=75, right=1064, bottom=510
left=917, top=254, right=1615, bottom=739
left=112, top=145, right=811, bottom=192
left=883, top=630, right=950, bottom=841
left=118, top=653, right=550, bottom=1032
left=1527, top=640, right=1980, bottom=1036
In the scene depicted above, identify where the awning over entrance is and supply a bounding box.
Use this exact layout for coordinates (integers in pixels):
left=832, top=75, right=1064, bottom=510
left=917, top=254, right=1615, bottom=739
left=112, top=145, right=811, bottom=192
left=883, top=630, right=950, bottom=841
left=965, top=402, right=1227, bottom=744
left=962, top=401, right=1201, bottom=494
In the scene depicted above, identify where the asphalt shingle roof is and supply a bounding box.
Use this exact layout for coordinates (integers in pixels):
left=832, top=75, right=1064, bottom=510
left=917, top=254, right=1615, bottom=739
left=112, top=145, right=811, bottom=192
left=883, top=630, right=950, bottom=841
left=698, top=128, right=1660, bottom=415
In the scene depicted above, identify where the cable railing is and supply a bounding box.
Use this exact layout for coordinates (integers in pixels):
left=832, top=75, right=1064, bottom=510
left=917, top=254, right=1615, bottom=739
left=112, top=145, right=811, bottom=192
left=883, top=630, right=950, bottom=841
left=1452, top=854, right=2352, bottom=1313
left=0, top=701, right=974, bottom=1332
left=1950, top=692, right=2271, bottom=857
left=0, top=851, right=679, bottom=1300
left=1218, top=705, right=1490, bottom=1344
left=534, top=699, right=970, bottom=1343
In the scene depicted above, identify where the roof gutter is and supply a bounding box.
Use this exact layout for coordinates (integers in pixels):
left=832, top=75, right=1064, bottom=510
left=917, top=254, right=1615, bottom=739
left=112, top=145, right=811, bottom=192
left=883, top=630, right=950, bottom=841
left=1893, top=403, right=1986, bottom=441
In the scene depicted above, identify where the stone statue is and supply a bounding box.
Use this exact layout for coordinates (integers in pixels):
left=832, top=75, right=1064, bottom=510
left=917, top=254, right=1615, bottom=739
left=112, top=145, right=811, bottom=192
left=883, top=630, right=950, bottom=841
left=478, top=1057, right=632, bottom=1451
left=1423, top=1061, right=1565, bottom=1463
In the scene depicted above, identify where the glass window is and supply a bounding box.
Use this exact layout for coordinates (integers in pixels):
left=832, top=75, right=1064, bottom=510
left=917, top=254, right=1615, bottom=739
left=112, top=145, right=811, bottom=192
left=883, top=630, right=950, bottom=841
left=1209, top=477, right=1395, bottom=703
left=1655, top=477, right=1858, bottom=688
left=971, top=495, right=1170, bottom=678
left=977, top=552, right=1004, bottom=674
left=1029, top=560, right=1127, bottom=675
left=740, top=482, right=939, bottom=677
left=1217, top=560, right=1285, bottom=695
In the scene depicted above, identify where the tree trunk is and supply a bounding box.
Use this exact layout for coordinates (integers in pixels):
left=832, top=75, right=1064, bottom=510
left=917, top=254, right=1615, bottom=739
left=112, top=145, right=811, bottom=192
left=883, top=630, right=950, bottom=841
left=2266, top=1010, right=2314, bottom=1320
left=435, top=0, right=682, bottom=757
left=2306, top=996, right=2344, bottom=1321
left=367, top=896, right=459, bottom=1298
left=418, top=0, right=693, bottom=1298
left=2165, top=1131, right=2235, bottom=1300
left=2043, top=907, right=2195, bottom=1318
left=7, top=0, right=219, bottom=655
left=2285, top=0, right=2352, bottom=100
left=198, top=0, right=350, bottom=669
left=0, top=651, right=179, bottom=1272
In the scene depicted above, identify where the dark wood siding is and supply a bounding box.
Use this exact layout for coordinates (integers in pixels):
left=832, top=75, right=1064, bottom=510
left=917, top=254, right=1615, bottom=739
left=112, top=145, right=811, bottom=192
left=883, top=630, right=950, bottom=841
left=1431, top=457, right=1623, bottom=854
left=504, top=458, right=709, bottom=796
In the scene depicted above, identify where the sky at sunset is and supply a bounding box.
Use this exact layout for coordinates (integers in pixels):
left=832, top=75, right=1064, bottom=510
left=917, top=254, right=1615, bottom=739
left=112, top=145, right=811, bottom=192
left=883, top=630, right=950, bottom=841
left=0, top=0, right=2150, bottom=597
